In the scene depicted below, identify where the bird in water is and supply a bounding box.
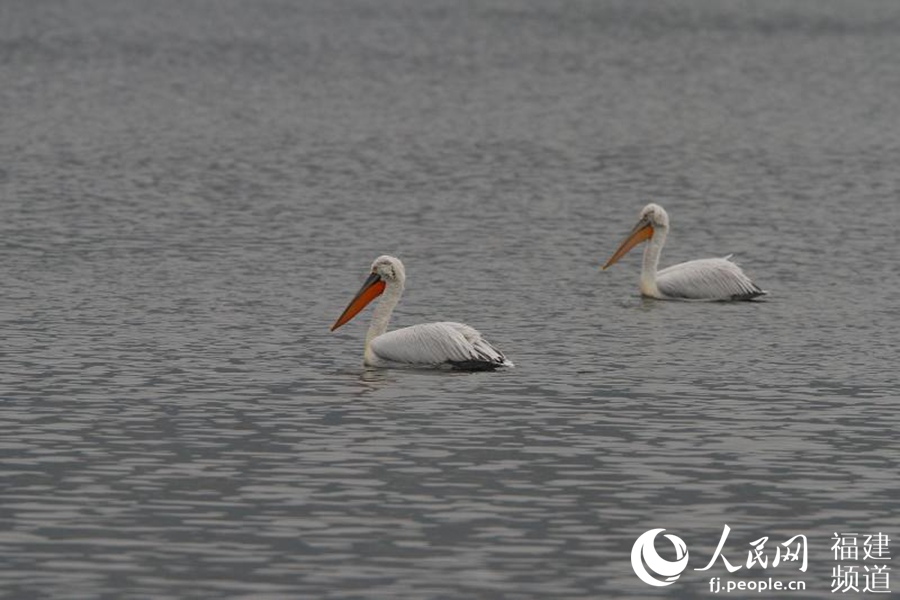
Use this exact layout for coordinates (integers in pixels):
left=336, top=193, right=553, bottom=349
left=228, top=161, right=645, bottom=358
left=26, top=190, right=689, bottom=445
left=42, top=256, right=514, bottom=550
left=331, top=255, right=514, bottom=370
left=602, top=203, right=766, bottom=301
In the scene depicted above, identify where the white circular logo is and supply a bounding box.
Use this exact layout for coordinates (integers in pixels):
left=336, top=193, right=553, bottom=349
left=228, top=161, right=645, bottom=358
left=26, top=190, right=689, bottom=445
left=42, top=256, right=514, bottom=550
left=631, top=528, right=690, bottom=587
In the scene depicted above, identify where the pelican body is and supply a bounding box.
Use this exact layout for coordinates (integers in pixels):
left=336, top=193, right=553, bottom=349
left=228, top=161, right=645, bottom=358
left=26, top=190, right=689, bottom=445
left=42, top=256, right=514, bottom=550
left=331, top=255, right=513, bottom=370
left=603, top=204, right=766, bottom=301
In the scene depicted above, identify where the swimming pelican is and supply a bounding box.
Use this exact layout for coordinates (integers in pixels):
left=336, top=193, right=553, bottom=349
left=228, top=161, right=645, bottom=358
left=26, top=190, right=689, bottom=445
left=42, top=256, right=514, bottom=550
left=602, top=203, right=766, bottom=301
left=331, top=255, right=514, bottom=370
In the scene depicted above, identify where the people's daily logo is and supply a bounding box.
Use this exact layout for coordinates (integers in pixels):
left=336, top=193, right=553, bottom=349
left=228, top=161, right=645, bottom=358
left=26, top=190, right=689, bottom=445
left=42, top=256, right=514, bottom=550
left=629, top=526, right=891, bottom=594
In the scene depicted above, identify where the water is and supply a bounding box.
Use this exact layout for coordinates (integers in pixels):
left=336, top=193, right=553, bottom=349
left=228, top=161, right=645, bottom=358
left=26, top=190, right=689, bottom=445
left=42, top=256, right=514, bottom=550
left=2, top=0, right=899, bottom=597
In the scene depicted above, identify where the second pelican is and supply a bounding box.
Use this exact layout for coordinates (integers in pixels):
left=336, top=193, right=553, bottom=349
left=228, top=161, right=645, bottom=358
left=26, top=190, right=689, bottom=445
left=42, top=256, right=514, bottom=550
left=602, top=203, right=766, bottom=301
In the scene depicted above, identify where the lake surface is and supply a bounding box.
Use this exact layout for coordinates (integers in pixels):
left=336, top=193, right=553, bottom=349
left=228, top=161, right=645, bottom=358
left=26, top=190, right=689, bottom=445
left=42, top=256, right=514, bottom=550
left=1, top=0, right=898, bottom=597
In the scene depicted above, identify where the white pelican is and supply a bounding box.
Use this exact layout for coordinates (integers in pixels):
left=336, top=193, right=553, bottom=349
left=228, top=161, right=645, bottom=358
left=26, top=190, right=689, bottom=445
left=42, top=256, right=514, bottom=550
left=602, top=203, right=767, bottom=301
left=331, top=255, right=514, bottom=370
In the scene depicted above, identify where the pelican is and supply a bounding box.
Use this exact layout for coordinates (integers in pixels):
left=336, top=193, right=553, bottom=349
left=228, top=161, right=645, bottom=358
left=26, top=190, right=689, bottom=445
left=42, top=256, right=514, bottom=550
left=602, top=203, right=766, bottom=301
left=331, top=255, right=514, bottom=370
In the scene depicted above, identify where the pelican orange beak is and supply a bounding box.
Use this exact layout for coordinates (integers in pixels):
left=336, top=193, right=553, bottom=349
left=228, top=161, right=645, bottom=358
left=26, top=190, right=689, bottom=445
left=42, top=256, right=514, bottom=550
left=331, top=272, right=386, bottom=331
left=602, top=217, right=654, bottom=269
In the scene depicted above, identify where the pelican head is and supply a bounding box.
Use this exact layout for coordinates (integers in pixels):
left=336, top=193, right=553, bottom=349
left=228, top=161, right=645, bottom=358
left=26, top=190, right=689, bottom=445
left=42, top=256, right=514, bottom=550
left=602, top=203, right=668, bottom=269
left=370, top=255, right=406, bottom=284
left=331, top=255, right=405, bottom=331
left=639, top=203, right=669, bottom=229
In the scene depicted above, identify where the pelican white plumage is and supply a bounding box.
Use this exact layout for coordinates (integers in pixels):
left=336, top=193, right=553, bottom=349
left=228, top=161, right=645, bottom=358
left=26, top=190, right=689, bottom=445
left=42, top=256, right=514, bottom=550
left=602, top=203, right=766, bottom=301
left=331, top=255, right=513, bottom=370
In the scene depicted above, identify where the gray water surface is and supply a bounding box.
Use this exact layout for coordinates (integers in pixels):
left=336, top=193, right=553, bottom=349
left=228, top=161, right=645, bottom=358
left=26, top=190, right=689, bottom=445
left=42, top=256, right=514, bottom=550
left=1, top=1, right=899, bottom=598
